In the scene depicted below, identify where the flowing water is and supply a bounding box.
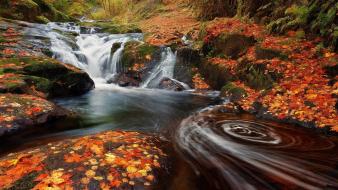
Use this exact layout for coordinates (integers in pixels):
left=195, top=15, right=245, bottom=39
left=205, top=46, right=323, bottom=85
left=174, top=107, right=338, bottom=190
left=1, top=21, right=338, bottom=190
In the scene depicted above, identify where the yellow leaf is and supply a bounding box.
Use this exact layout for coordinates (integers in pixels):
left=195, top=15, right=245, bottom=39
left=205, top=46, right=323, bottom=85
left=126, top=166, right=137, bottom=174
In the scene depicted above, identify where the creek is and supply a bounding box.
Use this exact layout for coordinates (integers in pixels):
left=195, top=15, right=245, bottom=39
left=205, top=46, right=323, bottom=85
left=1, top=21, right=338, bottom=190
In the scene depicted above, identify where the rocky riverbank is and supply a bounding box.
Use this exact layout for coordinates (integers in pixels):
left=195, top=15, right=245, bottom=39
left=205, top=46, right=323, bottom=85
left=0, top=20, right=94, bottom=138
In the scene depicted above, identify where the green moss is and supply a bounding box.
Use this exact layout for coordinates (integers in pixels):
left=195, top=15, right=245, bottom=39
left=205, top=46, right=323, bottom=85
left=23, top=75, right=52, bottom=92
left=236, top=62, right=280, bottom=90
left=220, top=82, right=247, bottom=100
left=20, top=0, right=39, bottom=9
left=6, top=172, right=39, bottom=190
left=23, top=61, right=68, bottom=78
left=138, top=43, right=156, bottom=57
left=0, top=35, right=5, bottom=43
left=121, top=41, right=157, bottom=69
left=35, top=15, right=50, bottom=24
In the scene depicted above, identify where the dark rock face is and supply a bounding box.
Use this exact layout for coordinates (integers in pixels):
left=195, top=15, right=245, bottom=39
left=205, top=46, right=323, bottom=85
left=0, top=0, right=74, bottom=23
left=107, top=73, right=140, bottom=87
left=236, top=61, right=281, bottom=90
left=174, top=47, right=201, bottom=88
left=203, top=34, right=256, bottom=59
left=118, top=41, right=162, bottom=86
left=0, top=93, right=74, bottom=138
left=111, top=42, right=122, bottom=54
left=0, top=57, right=94, bottom=98
left=220, top=82, right=247, bottom=102
left=199, top=60, right=235, bottom=90
left=158, top=77, right=186, bottom=91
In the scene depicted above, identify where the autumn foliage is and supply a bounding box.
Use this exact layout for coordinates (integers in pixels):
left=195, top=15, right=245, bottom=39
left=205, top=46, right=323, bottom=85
left=203, top=18, right=337, bottom=131
left=0, top=131, right=167, bottom=189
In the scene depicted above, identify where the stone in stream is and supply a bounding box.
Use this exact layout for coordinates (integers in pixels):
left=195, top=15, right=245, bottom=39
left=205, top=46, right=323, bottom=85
left=0, top=131, right=169, bottom=190
left=158, top=77, right=185, bottom=91
left=0, top=57, right=94, bottom=98
left=111, top=42, right=122, bottom=55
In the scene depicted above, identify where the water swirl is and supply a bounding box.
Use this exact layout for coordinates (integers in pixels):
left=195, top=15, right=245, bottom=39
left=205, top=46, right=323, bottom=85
left=221, top=121, right=281, bottom=145
left=174, top=108, right=338, bottom=190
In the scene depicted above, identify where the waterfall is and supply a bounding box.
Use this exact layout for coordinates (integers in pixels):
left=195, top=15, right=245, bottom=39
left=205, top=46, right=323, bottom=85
left=141, top=47, right=177, bottom=88
left=43, top=22, right=142, bottom=83
left=23, top=21, right=188, bottom=89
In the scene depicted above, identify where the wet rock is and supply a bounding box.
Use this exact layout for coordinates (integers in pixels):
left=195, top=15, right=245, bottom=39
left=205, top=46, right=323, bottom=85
left=174, top=47, right=201, bottom=88
left=108, top=73, right=140, bottom=87
left=158, top=77, right=186, bottom=91
left=0, top=57, right=94, bottom=98
left=111, top=42, right=122, bottom=54
left=120, top=41, right=162, bottom=84
left=199, top=60, right=235, bottom=90
left=121, top=41, right=159, bottom=70
left=0, top=131, right=169, bottom=190
left=0, top=93, right=72, bottom=137
left=220, top=82, right=247, bottom=102
left=203, top=34, right=256, bottom=59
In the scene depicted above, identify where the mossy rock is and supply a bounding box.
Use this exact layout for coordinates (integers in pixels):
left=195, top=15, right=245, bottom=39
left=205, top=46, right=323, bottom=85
left=50, top=72, right=95, bottom=97
left=23, top=75, right=52, bottom=93
left=0, top=57, right=94, bottom=98
left=236, top=61, right=281, bottom=90
left=203, top=33, right=256, bottom=59
left=0, top=0, right=74, bottom=22
left=35, top=15, right=50, bottom=24
left=111, top=42, right=122, bottom=54
left=0, top=93, right=72, bottom=138
left=220, top=82, right=247, bottom=102
left=0, top=74, right=27, bottom=94
left=255, top=46, right=288, bottom=60
left=199, top=59, right=235, bottom=90
left=0, top=0, right=40, bottom=21
left=22, top=60, right=69, bottom=79
left=175, top=47, right=201, bottom=87
left=121, top=41, right=157, bottom=69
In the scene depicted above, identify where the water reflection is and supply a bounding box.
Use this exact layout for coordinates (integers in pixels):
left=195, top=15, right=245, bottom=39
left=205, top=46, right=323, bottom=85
left=55, top=87, right=216, bottom=135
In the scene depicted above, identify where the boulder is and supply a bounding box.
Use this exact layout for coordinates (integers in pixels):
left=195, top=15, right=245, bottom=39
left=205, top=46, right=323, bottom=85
left=111, top=42, right=122, bottom=54
left=174, top=47, right=201, bottom=88
left=107, top=73, right=140, bottom=87
left=203, top=34, right=256, bottom=59
left=220, top=82, right=247, bottom=102
left=0, top=93, right=73, bottom=137
left=0, top=131, right=169, bottom=189
left=199, top=59, right=235, bottom=90
left=0, top=57, right=94, bottom=98
left=158, top=77, right=186, bottom=91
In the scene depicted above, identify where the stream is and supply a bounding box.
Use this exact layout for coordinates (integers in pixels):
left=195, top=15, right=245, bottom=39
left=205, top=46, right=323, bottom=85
left=1, top=21, right=338, bottom=190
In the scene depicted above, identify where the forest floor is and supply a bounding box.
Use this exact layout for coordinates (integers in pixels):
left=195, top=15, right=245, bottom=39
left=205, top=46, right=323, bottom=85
left=138, top=1, right=199, bottom=46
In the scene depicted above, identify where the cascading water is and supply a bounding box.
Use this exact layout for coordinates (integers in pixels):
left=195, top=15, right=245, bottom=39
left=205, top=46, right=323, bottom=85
left=44, top=23, right=142, bottom=84
left=141, top=47, right=189, bottom=89
left=22, top=22, right=189, bottom=89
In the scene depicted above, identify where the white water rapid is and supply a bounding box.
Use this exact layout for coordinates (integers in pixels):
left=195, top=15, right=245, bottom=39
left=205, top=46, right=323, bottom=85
left=44, top=23, right=143, bottom=84
left=23, top=22, right=188, bottom=89
left=141, top=47, right=177, bottom=88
